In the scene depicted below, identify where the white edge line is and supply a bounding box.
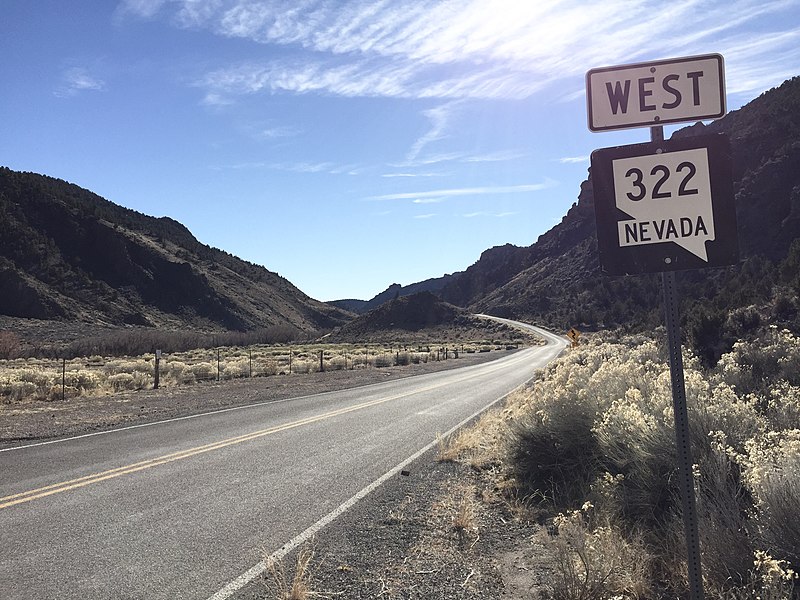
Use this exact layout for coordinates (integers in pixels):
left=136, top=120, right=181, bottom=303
left=205, top=359, right=551, bottom=600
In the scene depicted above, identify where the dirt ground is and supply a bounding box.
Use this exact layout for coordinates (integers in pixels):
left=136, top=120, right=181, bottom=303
left=236, top=453, right=556, bottom=600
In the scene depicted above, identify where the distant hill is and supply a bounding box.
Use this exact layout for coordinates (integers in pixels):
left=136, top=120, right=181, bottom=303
left=329, top=273, right=460, bottom=314
left=328, top=291, right=527, bottom=344
left=0, top=168, right=352, bottom=333
left=436, top=76, right=800, bottom=338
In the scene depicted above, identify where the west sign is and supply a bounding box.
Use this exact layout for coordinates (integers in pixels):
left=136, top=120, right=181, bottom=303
left=590, top=133, right=738, bottom=275
left=587, top=54, right=725, bottom=132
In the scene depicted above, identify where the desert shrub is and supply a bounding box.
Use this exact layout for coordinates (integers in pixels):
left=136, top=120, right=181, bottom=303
left=592, top=389, right=676, bottom=528
left=190, top=362, right=216, bottom=381
left=510, top=381, right=602, bottom=507
left=107, top=372, right=135, bottom=392
left=0, top=331, right=22, bottom=359
left=130, top=371, right=152, bottom=389
left=740, top=429, right=800, bottom=568
left=373, top=354, right=393, bottom=368
left=64, top=369, right=100, bottom=392
left=722, top=551, right=797, bottom=600
left=325, top=356, right=347, bottom=371
left=396, top=352, right=411, bottom=366
left=105, top=358, right=153, bottom=375
left=12, top=368, right=54, bottom=394
left=764, top=382, right=800, bottom=432
left=60, top=326, right=300, bottom=359
left=260, top=359, right=279, bottom=376
left=291, top=359, right=311, bottom=374
left=717, top=328, right=800, bottom=395
left=505, top=330, right=800, bottom=599
left=163, top=361, right=194, bottom=385
left=222, top=358, right=249, bottom=380
left=4, top=380, right=38, bottom=401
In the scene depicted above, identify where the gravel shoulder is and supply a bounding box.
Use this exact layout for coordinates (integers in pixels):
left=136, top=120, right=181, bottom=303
left=232, top=441, right=553, bottom=600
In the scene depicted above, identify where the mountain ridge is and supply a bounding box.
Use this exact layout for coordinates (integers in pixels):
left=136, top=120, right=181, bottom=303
left=329, top=273, right=461, bottom=314
left=0, top=168, right=352, bottom=333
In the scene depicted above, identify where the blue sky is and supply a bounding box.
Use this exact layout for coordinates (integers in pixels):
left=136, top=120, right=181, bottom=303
left=2, top=1, right=798, bottom=301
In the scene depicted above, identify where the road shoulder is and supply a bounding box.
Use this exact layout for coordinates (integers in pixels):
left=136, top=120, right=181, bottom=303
left=230, top=441, right=554, bottom=599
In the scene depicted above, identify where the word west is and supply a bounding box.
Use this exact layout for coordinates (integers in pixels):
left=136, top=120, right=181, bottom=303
left=605, top=71, right=706, bottom=115
left=587, top=54, right=724, bottom=131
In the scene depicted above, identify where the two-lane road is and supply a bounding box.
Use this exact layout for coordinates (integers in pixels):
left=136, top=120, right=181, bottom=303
left=0, top=322, right=566, bottom=599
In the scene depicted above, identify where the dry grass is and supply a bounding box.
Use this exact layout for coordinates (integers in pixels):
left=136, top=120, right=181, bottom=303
left=536, top=503, right=652, bottom=600
left=0, top=339, right=514, bottom=404
left=380, top=477, right=490, bottom=597
left=450, top=488, right=478, bottom=547
left=263, top=545, right=322, bottom=600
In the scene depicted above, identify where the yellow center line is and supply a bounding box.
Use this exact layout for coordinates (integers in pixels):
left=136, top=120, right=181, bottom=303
left=1, top=374, right=470, bottom=510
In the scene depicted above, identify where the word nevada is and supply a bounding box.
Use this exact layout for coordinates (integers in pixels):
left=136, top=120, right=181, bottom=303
left=618, top=214, right=711, bottom=260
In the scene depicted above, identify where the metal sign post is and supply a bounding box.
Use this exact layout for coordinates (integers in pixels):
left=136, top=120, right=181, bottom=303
left=652, top=125, right=704, bottom=600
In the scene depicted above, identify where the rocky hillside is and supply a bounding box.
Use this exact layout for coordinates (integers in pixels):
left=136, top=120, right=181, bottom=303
left=328, top=291, right=526, bottom=344
left=330, top=274, right=461, bottom=315
left=0, top=168, right=352, bottom=333
left=440, top=76, right=800, bottom=334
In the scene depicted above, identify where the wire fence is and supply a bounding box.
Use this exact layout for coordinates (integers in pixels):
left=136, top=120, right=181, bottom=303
left=0, top=342, right=515, bottom=403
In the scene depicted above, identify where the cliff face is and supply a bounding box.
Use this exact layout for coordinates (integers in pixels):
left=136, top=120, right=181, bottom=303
left=0, top=168, right=351, bottom=332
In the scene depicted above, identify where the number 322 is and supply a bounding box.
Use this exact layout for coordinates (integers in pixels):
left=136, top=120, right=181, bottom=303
left=625, top=162, right=698, bottom=201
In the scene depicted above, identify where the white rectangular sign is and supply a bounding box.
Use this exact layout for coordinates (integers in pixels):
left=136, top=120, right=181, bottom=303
left=587, top=54, right=725, bottom=132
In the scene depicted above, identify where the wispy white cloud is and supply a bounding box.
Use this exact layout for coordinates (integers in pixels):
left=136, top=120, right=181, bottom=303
left=391, top=152, right=466, bottom=168
left=412, top=197, right=446, bottom=204
left=236, top=121, right=302, bottom=141
left=558, top=155, right=589, bottom=164
left=464, top=211, right=518, bottom=218
left=368, top=179, right=557, bottom=201
left=54, top=67, right=106, bottom=97
left=201, top=92, right=235, bottom=106
left=213, top=160, right=359, bottom=174
left=462, top=150, right=526, bottom=163
left=393, top=149, right=525, bottom=169
left=160, top=0, right=799, bottom=103
left=257, top=126, right=300, bottom=139
left=381, top=172, right=447, bottom=178
left=716, top=28, right=800, bottom=97
left=115, top=0, right=168, bottom=20
left=407, top=101, right=460, bottom=161
left=414, top=213, right=437, bottom=219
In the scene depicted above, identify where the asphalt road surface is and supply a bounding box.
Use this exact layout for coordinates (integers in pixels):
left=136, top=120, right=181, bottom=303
left=0, top=322, right=567, bottom=600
